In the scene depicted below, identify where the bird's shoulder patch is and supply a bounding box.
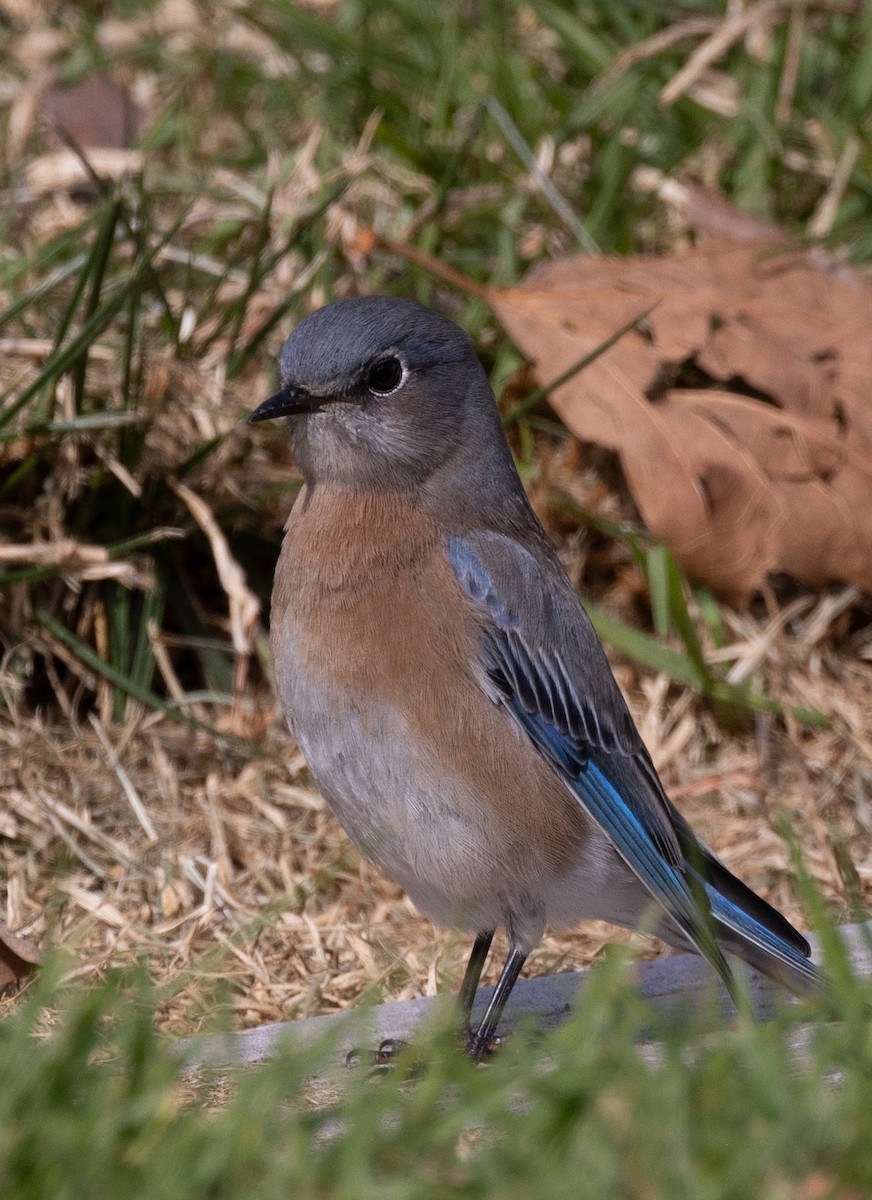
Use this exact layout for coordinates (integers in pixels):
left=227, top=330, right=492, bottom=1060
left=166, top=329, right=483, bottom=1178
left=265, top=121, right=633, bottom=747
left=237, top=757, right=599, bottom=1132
left=446, top=533, right=521, bottom=629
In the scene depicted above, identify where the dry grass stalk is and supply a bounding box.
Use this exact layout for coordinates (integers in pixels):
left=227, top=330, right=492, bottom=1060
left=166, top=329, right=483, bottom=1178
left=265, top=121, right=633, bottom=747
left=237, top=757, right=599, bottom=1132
left=660, top=2, right=782, bottom=107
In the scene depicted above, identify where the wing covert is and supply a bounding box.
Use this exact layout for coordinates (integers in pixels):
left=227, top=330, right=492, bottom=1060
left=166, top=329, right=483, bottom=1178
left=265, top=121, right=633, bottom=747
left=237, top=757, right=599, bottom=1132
left=448, top=530, right=734, bottom=983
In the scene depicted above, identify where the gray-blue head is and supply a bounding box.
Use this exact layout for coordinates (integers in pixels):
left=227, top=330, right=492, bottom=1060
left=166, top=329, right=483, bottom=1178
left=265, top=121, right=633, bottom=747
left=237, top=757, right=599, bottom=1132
left=250, top=296, right=510, bottom=492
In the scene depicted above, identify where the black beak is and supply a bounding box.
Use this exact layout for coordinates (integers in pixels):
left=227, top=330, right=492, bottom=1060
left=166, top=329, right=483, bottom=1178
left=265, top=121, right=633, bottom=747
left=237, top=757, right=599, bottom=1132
left=249, top=384, right=323, bottom=423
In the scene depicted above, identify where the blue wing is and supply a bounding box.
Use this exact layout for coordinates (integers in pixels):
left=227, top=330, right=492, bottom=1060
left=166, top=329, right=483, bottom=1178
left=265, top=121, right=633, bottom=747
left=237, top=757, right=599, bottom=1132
left=449, top=531, right=819, bottom=995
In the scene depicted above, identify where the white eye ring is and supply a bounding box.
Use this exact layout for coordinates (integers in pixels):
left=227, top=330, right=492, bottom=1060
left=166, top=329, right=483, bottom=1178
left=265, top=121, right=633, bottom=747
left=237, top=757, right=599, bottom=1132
left=366, top=356, right=405, bottom=396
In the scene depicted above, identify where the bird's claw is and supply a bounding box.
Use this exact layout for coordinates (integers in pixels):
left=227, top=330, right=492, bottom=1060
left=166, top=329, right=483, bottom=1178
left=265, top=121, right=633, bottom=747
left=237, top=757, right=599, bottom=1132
left=465, top=1029, right=504, bottom=1062
left=345, top=1037, right=411, bottom=1073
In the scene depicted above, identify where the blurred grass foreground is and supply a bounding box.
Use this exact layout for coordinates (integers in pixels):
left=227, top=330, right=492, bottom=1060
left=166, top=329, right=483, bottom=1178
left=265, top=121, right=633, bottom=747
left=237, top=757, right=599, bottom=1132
left=4, top=2, right=872, bottom=1196
left=2, top=943, right=872, bottom=1200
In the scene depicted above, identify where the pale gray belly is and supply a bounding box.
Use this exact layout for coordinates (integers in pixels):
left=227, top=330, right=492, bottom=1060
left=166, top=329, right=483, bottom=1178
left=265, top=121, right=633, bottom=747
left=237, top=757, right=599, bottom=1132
left=281, top=670, right=652, bottom=951
left=283, top=665, right=512, bottom=932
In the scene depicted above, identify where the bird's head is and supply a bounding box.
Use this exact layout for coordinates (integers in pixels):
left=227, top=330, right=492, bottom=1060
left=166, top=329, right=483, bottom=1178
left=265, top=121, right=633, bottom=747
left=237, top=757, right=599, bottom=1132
left=250, top=296, right=505, bottom=492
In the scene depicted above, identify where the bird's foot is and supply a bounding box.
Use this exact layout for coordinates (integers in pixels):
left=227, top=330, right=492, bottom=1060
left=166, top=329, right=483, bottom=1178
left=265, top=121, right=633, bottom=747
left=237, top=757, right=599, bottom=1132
left=345, top=1038, right=415, bottom=1077
left=465, top=1028, right=504, bottom=1062
left=345, top=1030, right=505, bottom=1072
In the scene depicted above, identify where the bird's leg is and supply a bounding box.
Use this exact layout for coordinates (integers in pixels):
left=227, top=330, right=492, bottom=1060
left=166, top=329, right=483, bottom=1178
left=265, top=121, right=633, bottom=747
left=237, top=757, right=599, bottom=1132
left=345, top=931, right=497, bottom=1073
left=467, top=945, right=527, bottom=1061
left=457, top=929, right=494, bottom=1030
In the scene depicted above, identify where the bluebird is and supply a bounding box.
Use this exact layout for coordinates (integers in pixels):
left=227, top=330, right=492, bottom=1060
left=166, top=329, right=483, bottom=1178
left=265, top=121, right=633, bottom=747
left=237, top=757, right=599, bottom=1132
left=250, top=296, right=821, bottom=1058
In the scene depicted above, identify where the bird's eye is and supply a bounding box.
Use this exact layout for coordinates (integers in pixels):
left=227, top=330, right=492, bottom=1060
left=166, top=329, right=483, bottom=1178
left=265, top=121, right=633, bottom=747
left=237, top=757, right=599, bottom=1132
left=366, top=356, right=404, bottom=395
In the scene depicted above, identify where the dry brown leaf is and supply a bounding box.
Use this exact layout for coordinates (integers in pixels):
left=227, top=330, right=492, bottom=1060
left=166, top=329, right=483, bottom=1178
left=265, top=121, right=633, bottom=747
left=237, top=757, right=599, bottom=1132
left=0, top=923, right=40, bottom=992
left=46, top=74, right=143, bottom=151
left=489, top=240, right=872, bottom=603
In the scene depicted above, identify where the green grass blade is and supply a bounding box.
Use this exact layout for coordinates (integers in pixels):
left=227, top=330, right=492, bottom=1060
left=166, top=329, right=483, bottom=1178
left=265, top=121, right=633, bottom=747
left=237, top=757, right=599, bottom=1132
left=35, top=609, right=260, bottom=751
left=584, top=600, right=826, bottom=727
left=0, top=286, right=132, bottom=431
